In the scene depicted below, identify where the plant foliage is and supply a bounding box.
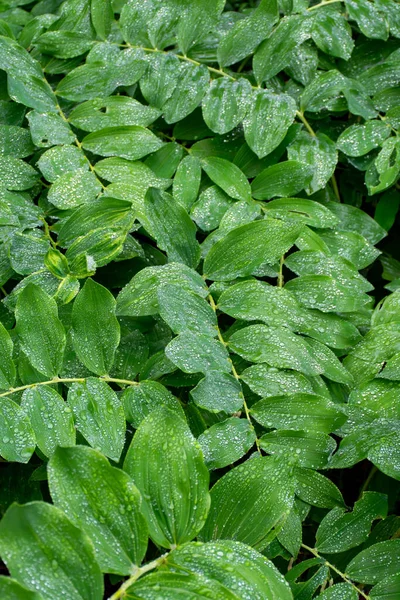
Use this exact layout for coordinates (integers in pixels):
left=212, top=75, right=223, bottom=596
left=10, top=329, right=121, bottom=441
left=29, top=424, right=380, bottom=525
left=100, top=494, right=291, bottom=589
left=0, top=0, right=399, bottom=598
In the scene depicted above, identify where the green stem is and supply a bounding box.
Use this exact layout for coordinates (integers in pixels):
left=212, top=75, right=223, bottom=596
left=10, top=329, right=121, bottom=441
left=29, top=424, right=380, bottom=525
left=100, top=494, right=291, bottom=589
left=296, top=111, right=316, bottom=137
left=307, top=0, right=343, bottom=11
left=208, top=294, right=262, bottom=456
left=108, top=553, right=169, bottom=600
left=40, top=217, right=58, bottom=249
left=0, top=376, right=138, bottom=399
left=358, top=465, right=378, bottom=499
left=278, top=255, right=285, bottom=288
left=301, top=544, right=370, bottom=600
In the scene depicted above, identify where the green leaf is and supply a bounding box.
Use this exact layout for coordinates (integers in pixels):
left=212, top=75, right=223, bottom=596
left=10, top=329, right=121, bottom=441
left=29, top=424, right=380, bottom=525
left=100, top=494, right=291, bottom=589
left=218, top=0, right=279, bottom=67
left=15, top=284, right=66, bottom=378
left=346, top=540, right=400, bottom=584
left=116, top=263, right=207, bottom=317
left=201, top=157, right=251, bottom=201
left=126, top=570, right=236, bottom=599
left=47, top=169, right=101, bottom=210
left=166, top=331, right=231, bottom=375
left=277, top=507, right=302, bottom=558
left=259, top=430, right=336, bottom=469
left=191, top=185, right=233, bottom=231
left=157, top=283, right=216, bottom=337
left=0, top=125, right=35, bottom=158
left=0, top=322, right=15, bottom=389
left=0, top=397, right=36, bottom=463
left=173, top=155, right=202, bottom=210
left=71, top=279, right=120, bottom=376
left=311, top=10, right=354, bottom=60
left=162, top=62, right=210, bottom=124
left=337, top=121, right=391, bottom=157
left=69, top=97, right=160, bottom=132
left=287, top=132, right=338, bottom=195
left=319, top=230, right=381, bottom=270
left=124, top=407, right=210, bottom=548
left=90, top=0, right=113, bottom=40
left=67, top=378, right=125, bottom=462
left=320, top=202, right=387, bottom=245
left=204, top=218, right=302, bottom=281
left=167, top=539, right=293, bottom=600
left=251, top=393, right=346, bottom=434
left=253, top=15, right=312, bottom=84
left=285, top=275, right=370, bottom=313
left=241, top=364, right=317, bottom=398
left=243, top=90, right=297, bottom=159
left=0, top=156, right=39, bottom=191
left=345, top=0, right=389, bottom=40
left=229, top=324, right=322, bottom=376
left=0, top=502, right=103, bottom=600
left=35, top=32, right=94, bottom=59
left=81, top=126, right=164, bottom=161
left=200, top=455, right=294, bottom=550
left=122, top=381, right=184, bottom=428
left=294, top=467, right=345, bottom=508
left=202, top=78, right=252, bottom=135
left=144, top=188, right=200, bottom=268
left=198, top=417, right=256, bottom=470
left=48, top=445, right=148, bottom=574
left=177, top=0, right=225, bottom=54
left=263, top=197, right=338, bottom=229
left=304, top=337, right=353, bottom=385
left=316, top=492, right=388, bottom=554
left=190, top=371, right=244, bottom=414
left=0, top=577, right=43, bottom=600
left=317, top=583, right=357, bottom=599
left=370, top=573, right=400, bottom=600
left=21, top=386, right=75, bottom=458
left=37, top=145, right=88, bottom=183
left=251, top=161, right=313, bottom=200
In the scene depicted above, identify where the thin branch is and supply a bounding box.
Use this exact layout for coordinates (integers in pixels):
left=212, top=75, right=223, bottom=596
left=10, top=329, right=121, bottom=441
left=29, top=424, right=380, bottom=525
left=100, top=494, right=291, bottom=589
left=0, top=376, right=138, bottom=399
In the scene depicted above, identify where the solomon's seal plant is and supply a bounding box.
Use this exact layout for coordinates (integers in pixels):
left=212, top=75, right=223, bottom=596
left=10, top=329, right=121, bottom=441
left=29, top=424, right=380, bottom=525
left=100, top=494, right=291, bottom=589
left=0, top=0, right=399, bottom=598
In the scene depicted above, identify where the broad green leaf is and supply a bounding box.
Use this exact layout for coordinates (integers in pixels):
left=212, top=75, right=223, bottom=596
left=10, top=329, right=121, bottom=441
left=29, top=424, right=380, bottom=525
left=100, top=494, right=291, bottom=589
left=204, top=218, right=302, bottom=280
left=191, top=185, right=233, bottom=231
left=69, top=97, right=160, bottom=132
left=317, top=583, right=357, bottom=599
left=157, top=284, right=217, bottom=337
left=126, top=570, right=236, bottom=599
left=0, top=577, right=42, bottom=600
left=67, top=378, right=125, bottom=462
left=21, top=386, right=75, bottom=458
left=218, top=0, right=278, bottom=67
left=173, top=155, right=202, bottom=210
left=300, top=70, right=347, bottom=114
left=243, top=90, right=297, bottom=159
left=10, top=233, right=49, bottom=276
left=122, top=381, right=184, bottom=428
left=71, top=279, right=120, bottom=376
left=241, top=364, right=316, bottom=398
left=167, top=539, right=293, bottom=600
left=370, top=573, right=400, bottom=600
left=35, top=32, right=94, bottom=59
left=90, top=0, right=113, bottom=40
left=139, top=53, right=181, bottom=109
left=304, top=337, right=353, bottom=385
left=81, top=126, right=163, bottom=161
left=177, top=0, right=225, bottom=54
left=162, top=62, right=209, bottom=124
left=312, top=11, right=354, bottom=60
left=198, top=418, right=256, bottom=470
left=345, top=0, right=389, bottom=40
left=229, top=324, right=322, bottom=376
left=253, top=15, right=312, bottom=84
left=202, top=78, right=252, bottom=135
left=144, top=188, right=200, bottom=268
left=251, top=393, right=346, bottom=434
left=337, top=121, right=391, bottom=157
left=27, top=110, right=74, bottom=148
left=263, top=198, right=338, bottom=228
left=0, top=502, right=103, bottom=600
left=0, top=156, right=39, bottom=190
left=66, top=227, right=126, bottom=272
left=346, top=540, right=400, bottom=584
left=116, top=263, right=207, bottom=317
left=37, top=145, right=88, bottom=183
left=0, top=125, right=34, bottom=158
left=201, top=157, right=251, bottom=201
left=190, top=371, right=244, bottom=414
left=144, top=142, right=183, bottom=179
left=124, top=407, right=210, bottom=548
left=260, top=431, right=336, bottom=469
left=111, top=329, right=148, bottom=381
left=316, top=492, right=388, bottom=554
left=277, top=508, right=302, bottom=558
left=200, top=456, right=294, bottom=550
left=251, top=161, right=313, bottom=200
left=319, top=230, right=381, bottom=270
left=165, top=331, right=231, bottom=375
left=0, top=322, right=15, bottom=389
left=287, top=132, right=338, bottom=195
left=48, top=445, right=148, bottom=574
left=294, top=467, right=345, bottom=508
left=0, top=397, right=36, bottom=463
left=47, top=169, right=101, bottom=210
left=285, top=275, right=370, bottom=313
left=15, top=284, right=66, bottom=378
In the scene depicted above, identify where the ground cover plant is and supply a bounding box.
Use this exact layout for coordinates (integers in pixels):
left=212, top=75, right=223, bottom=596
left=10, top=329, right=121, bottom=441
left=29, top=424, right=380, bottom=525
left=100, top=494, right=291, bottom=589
left=0, top=0, right=399, bottom=597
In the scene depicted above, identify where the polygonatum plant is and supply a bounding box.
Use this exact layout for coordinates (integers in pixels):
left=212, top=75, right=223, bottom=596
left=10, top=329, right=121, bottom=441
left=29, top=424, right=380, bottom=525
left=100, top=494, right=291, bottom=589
left=0, top=0, right=399, bottom=598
